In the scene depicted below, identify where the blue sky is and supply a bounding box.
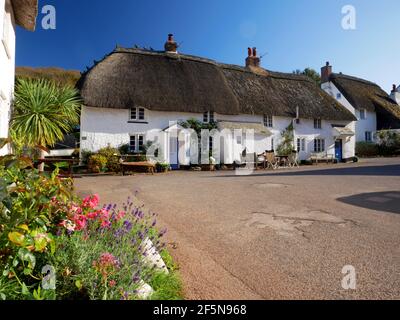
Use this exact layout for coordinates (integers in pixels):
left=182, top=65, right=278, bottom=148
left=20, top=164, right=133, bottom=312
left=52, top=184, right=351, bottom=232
left=16, top=0, right=399, bottom=92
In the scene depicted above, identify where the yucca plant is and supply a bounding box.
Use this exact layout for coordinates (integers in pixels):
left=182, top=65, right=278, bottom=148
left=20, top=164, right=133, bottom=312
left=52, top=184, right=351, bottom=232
left=11, top=79, right=81, bottom=170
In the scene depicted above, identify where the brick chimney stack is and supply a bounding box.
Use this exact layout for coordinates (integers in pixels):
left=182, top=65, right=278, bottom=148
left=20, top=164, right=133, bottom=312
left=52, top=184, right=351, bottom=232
left=246, top=47, right=260, bottom=68
left=164, top=34, right=178, bottom=53
left=321, top=61, right=332, bottom=84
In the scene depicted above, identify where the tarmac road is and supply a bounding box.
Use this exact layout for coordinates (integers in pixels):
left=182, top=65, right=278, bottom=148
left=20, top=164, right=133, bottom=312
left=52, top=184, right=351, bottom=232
left=75, top=157, right=400, bottom=300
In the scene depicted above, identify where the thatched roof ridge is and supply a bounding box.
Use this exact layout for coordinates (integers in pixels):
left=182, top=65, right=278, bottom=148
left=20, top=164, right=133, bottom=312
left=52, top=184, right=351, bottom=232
left=78, top=47, right=356, bottom=121
left=11, top=0, right=38, bottom=31
left=330, top=73, right=400, bottom=129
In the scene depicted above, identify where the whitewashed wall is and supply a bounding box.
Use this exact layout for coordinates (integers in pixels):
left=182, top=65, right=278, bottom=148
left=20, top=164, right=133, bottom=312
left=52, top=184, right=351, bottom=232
left=81, top=106, right=355, bottom=164
left=322, top=81, right=376, bottom=142
left=0, top=0, right=16, bottom=155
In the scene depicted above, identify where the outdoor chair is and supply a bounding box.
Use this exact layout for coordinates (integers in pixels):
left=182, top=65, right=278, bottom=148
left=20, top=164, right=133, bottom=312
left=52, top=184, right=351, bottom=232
left=265, top=152, right=279, bottom=170
left=288, top=152, right=300, bottom=168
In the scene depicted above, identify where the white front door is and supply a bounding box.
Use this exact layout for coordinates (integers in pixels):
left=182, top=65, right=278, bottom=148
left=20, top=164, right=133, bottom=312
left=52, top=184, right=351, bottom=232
left=169, top=135, right=179, bottom=169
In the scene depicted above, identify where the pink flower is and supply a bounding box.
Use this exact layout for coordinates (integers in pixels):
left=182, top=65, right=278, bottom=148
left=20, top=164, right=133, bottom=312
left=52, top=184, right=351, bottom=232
left=60, top=220, right=76, bottom=232
left=109, top=280, right=116, bottom=288
left=73, top=214, right=87, bottom=231
left=115, top=211, right=126, bottom=221
left=83, top=194, right=100, bottom=209
left=86, top=211, right=99, bottom=220
left=69, top=204, right=82, bottom=215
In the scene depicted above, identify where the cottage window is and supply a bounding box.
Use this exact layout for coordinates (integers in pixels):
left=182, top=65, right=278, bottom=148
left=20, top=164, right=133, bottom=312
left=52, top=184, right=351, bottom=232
left=336, top=93, right=342, bottom=99
left=365, top=131, right=372, bottom=142
left=130, top=134, right=145, bottom=153
left=360, top=109, right=366, bottom=120
left=314, top=119, right=322, bottom=129
left=264, top=115, right=273, bottom=128
left=297, top=138, right=306, bottom=152
left=314, top=139, right=325, bottom=152
left=203, top=111, right=215, bottom=123
left=271, top=138, right=274, bottom=151
left=130, top=108, right=146, bottom=121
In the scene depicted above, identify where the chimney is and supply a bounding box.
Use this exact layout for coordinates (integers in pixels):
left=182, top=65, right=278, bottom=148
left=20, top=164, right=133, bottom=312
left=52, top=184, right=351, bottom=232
left=392, top=84, right=397, bottom=93
left=164, top=34, right=178, bottom=53
left=246, top=47, right=260, bottom=68
left=321, top=61, right=332, bottom=83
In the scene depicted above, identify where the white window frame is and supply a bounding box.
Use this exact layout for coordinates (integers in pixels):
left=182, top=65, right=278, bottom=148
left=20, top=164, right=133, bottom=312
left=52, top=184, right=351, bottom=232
left=359, top=109, right=367, bottom=120
left=130, top=107, right=146, bottom=122
left=297, top=138, right=306, bottom=152
left=203, top=111, right=215, bottom=123
left=263, top=115, right=273, bottom=128
left=314, top=119, right=322, bottom=129
left=130, top=134, right=145, bottom=153
left=314, top=138, right=325, bottom=152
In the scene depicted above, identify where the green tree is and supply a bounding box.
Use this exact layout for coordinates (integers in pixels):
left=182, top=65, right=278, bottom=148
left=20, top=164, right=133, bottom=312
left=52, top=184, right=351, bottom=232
left=11, top=79, right=81, bottom=169
left=293, top=68, right=321, bottom=85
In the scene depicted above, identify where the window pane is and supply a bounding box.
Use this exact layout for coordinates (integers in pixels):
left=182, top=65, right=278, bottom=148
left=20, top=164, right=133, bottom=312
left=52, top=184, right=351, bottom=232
left=131, top=108, right=137, bottom=120
left=209, top=112, right=214, bottom=123
left=297, top=139, right=301, bottom=152
left=138, top=135, right=144, bottom=151
left=130, top=136, right=136, bottom=152
left=203, top=112, right=208, bottom=123
left=138, top=108, right=145, bottom=120
left=301, top=139, right=305, bottom=152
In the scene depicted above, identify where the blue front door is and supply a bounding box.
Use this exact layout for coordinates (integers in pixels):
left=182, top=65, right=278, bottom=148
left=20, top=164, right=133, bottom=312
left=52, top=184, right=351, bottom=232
left=335, top=139, right=343, bottom=162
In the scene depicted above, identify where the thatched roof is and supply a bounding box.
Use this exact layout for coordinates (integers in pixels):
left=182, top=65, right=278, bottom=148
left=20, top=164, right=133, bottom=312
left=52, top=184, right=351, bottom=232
left=78, top=48, right=356, bottom=121
left=11, top=0, right=38, bottom=31
left=330, top=73, right=400, bottom=129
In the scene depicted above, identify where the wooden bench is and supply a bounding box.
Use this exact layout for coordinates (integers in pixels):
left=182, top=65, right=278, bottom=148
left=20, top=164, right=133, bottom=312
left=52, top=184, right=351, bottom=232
left=120, top=162, right=156, bottom=175
left=310, top=152, right=335, bottom=164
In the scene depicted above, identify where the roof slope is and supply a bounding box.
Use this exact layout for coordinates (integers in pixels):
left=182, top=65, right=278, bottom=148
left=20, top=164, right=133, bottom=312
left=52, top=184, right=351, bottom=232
left=11, top=0, right=38, bottom=31
left=78, top=48, right=356, bottom=121
left=330, top=73, right=400, bottom=129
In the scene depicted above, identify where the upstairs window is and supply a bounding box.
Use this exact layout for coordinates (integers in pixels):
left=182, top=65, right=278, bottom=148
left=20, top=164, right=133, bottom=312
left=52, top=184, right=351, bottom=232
left=130, top=107, right=146, bottom=121
left=314, top=119, right=322, bottom=129
left=203, top=111, right=215, bottom=123
left=359, top=109, right=366, bottom=120
left=264, top=115, right=273, bottom=128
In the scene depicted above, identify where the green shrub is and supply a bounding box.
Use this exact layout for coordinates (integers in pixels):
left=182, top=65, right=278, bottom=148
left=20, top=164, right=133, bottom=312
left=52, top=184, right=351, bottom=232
left=377, top=131, right=400, bottom=156
left=81, top=150, right=94, bottom=165
left=156, top=163, right=170, bottom=173
left=88, top=154, right=107, bottom=173
left=0, top=152, right=75, bottom=300
left=355, top=142, right=379, bottom=157
left=118, top=144, right=130, bottom=155
left=97, top=147, right=121, bottom=173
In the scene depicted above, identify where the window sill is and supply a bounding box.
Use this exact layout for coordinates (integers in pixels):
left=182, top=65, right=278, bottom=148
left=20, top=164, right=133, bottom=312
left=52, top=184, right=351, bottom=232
left=128, top=121, right=148, bottom=124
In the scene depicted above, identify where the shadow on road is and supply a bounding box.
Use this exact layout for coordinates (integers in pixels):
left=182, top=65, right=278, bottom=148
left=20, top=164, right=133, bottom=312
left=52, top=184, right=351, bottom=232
left=211, top=164, right=400, bottom=178
left=337, top=191, right=400, bottom=214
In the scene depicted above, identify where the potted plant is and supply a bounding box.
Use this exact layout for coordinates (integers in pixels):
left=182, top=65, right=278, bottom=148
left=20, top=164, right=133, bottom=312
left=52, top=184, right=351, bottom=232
left=156, top=162, right=170, bottom=173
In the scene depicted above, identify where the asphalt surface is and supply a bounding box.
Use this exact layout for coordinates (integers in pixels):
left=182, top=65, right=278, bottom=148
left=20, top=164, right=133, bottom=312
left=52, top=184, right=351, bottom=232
left=74, top=158, right=400, bottom=300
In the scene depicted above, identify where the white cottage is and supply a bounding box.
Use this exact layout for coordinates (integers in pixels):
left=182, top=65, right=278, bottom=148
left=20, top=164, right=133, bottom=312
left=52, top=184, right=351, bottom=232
left=321, top=62, right=400, bottom=143
left=0, top=0, right=37, bottom=155
left=79, top=36, right=357, bottom=167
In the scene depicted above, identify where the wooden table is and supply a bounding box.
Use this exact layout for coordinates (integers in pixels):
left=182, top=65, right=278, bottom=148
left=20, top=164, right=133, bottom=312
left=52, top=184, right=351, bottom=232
left=120, top=162, right=156, bottom=175
left=276, top=155, right=289, bottom=168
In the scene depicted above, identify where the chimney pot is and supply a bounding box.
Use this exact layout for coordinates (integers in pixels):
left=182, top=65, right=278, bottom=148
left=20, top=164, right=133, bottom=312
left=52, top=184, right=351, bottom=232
left=245, top=46, right=260, bottom=68
left=321, top=61, right=333, bottom=84
left=165, top=33, right=178, bottom=53
left=392, top=84, right=397, bottom=92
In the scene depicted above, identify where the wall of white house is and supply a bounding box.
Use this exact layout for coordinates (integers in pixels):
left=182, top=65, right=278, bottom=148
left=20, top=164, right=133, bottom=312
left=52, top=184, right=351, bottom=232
left=322, top=81, right=376, bottom=142
left=81, top=106, right=355, bottom=164
left=0, top=0, right=16, bottom=155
